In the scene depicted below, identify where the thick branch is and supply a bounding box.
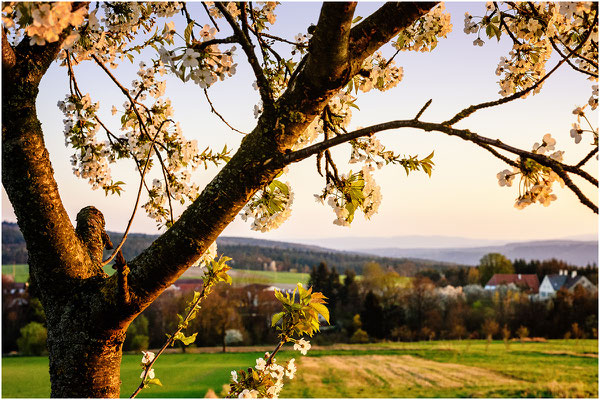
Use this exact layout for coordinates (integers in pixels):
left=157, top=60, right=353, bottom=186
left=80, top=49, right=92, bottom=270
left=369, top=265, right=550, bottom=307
left=2, top=7, right=94, bottom=294
left=75, top=206, right=111, bottom=268
left=2, top=29, right=16, bottom=70
left=348, top=2, right=437, bottom=66
left=303, top=2, right=356, bottom=85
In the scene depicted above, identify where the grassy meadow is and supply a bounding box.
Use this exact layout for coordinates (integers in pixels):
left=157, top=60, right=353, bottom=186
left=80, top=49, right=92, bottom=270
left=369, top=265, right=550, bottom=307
left=2, top=264, right=312, bottom=286
left=2, top=340, right=597, bottom=398
left=2, top=264, right=29, bottom=283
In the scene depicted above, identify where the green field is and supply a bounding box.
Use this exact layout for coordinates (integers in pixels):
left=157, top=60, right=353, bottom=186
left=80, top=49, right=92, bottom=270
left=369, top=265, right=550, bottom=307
left=2, top=340, right=597, bottom=398
left=2, top=264, right=29, bottom=283
left=2, top=264, right=310, bottom=286
left=230, top=269, right=311, bottom=285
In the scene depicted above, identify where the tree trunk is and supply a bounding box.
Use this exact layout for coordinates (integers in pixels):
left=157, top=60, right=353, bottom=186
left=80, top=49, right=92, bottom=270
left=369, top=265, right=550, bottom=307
left=47, top=320, right=125, bottom=397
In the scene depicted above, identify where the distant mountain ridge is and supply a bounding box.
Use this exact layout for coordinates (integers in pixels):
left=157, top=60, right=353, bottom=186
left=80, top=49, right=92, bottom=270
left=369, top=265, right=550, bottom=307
left=3, top=221, right=595, bottom=270
left=360, top=239, right=598, bottom=267
left=1, top=222, right=462, bottom=275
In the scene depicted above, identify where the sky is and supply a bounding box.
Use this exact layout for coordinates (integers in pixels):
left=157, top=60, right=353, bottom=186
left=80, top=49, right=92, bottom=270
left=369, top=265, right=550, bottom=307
left=2, top=2, right=598, bottom=245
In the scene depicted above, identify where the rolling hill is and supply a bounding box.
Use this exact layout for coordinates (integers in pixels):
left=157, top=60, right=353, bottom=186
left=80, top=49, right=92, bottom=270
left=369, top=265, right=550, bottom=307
left=1, top=222, right=461, bottom=275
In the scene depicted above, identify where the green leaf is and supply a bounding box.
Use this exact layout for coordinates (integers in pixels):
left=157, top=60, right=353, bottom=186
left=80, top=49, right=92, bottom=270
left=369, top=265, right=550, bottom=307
left=173, top=331, right=197, bottom=346
left=310, top=302, right=330, bottom=324
left=184, top=21, right=194, bottom=45
left=352, top=16, right=363, bottom=24
left=271, top=311, right=285, bottom=327
left=148, top=378, right=163, bottom=387
left=485, top=24, right=494, bottom=39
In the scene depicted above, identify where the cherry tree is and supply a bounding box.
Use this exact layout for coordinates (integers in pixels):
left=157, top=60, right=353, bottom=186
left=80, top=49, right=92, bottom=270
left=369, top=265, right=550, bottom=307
left=1, top=1, right=597, bottom=398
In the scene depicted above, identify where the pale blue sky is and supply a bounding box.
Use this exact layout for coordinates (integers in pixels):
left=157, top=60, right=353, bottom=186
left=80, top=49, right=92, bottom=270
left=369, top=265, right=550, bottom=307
left=2, top=2, right=598, bottom=243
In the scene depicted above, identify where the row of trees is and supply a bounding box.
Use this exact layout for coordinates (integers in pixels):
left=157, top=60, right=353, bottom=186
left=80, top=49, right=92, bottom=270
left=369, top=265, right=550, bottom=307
left=416, top=254, right=598, bottom=287
left=3, top=259, right=597, bottom=356
left=309, top=261, right=598, bottom=344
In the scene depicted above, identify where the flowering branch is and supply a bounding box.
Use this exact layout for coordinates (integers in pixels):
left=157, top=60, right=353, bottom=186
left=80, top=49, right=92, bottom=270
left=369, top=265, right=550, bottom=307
left=443, top=18, right=596, bottom=127
left=284, top=117, right=597, bottom=212
left=215, top=2, right=274, bottom=107
left=130, top=255, right=231, bottom=398
left=227, top=284, right=326, bottom=398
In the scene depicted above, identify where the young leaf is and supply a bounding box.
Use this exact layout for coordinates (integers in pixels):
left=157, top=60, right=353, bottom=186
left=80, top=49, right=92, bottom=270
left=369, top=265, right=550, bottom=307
left=184, top=21, right=194, bottom=45
left=148, top=378, right=163, bottom=387
left=271, top=311, right=285, bottom=327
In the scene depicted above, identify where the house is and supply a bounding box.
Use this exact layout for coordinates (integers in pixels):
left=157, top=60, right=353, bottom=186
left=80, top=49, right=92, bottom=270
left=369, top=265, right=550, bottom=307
left=538, top=270, right=597, bottom=299
left=484, top=274, right=539, bottom=294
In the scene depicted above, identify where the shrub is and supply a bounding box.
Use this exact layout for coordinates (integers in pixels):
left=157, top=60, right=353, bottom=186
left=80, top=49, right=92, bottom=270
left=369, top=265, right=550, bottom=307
left=17, top=322, right=47, bottom=355
left=224, top=329, right=244, bottom=345
left=350, top=328, right=369, bottom=344
left=129, top=335, right=149, bottom=351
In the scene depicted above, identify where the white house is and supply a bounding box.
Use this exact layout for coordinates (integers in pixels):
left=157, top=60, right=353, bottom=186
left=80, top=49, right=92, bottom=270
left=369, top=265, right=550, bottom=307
left=538, top=270, right=597, bottom=299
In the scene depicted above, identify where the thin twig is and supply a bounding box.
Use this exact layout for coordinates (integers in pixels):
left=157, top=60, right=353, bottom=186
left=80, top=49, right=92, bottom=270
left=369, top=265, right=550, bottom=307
left=215, top=1, right=274, bottom=107
left=157, top=151, right=175, bottom=227
left=131, top=284, right=210, bottom=398
left=102, top=120, right=170, bottom=267
left=201, top=1, right=220, bottom=32
left=414, top=99, right=432, bottom=120
left=203, top=89, right=247, bottom=134
left=443, top=14, right=596, bottom=126
left=576, top=147, right=599, bottom=168
left=181, top=3, right=196, bottom=42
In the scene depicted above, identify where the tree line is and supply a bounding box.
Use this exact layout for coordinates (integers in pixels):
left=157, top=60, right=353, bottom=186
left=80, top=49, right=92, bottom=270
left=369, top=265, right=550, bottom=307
left=5, top=256, right=597, bottom=356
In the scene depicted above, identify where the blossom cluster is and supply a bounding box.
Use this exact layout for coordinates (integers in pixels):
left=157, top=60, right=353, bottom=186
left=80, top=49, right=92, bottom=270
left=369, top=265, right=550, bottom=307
left=464, top=2, right=598, bottom=98
left=58, top=93, right=114, bottom=191
left=241, top=179, right=294, bottom=232
left=496, top=133, right=565, bottom=209
left=2, top=2, right=87, bottom=47
left=570, top=104, right=599, bottom=145
left=158, top=24, right=238, bottom=89
left=315, top=166, right=382, bottom=227
left=229, top=354, right=297, bottom=399
left=356, top=51, right=404, bottom=93
left=394, top=3, right=452, bottom=52
left=139, top=351, right=157, bottom=382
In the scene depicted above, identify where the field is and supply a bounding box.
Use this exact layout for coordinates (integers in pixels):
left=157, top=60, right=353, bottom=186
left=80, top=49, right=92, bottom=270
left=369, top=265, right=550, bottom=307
left=2, top=340, right=597, bottom=398
left=2, top=264, right=29, bottom=283
left=2, top=264, right=311, bottom=286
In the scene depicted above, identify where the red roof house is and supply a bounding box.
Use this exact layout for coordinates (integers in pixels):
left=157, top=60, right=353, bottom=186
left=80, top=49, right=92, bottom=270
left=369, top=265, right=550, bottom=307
left=484, top=274, right=539, bottom=294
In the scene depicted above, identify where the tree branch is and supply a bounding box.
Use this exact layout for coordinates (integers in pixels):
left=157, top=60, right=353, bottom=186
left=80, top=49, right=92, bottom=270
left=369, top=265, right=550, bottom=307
left=215, top=2, right=274, bottom=107
left=576, top=147, right=598, bottom=168
left=303, top=2, right=356, bottom=85
left=284, top=118, right=597, bottom=212
left=203, top=88, right=247, bottom=134
left=348, top=2, right=437, bottom=66
left=2, top=29, right=16, bottom=70
left=443, top=8, right=597, bottom=126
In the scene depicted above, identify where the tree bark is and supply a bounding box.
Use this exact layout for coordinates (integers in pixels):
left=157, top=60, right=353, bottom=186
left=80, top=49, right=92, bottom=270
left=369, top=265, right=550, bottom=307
left=46, top=295, right=126, bottom=398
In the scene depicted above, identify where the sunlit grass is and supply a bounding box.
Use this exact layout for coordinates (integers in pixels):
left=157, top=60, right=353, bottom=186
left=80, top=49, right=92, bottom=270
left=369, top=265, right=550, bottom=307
left=2, top=340, right=596, bottom=398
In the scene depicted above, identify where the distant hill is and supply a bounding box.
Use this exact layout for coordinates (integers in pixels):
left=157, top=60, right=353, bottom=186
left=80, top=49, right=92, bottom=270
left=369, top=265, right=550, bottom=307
left=361, top=240, right=598, bottom=267
left=1, top=222, right=462, bottom=275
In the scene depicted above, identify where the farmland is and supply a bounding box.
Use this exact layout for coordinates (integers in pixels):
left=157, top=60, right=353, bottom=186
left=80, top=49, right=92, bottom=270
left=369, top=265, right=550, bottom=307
left=2, top=340, right=597, bottom=398
left=1, top=264, right=312, bottom=286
